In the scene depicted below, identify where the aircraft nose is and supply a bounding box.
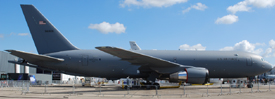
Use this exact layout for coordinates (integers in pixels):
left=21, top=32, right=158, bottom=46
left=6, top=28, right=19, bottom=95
left=265, top=62, right=273, bottom=71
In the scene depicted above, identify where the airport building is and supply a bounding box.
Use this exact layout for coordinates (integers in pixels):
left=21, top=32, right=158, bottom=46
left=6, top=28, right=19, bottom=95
left=0, top=51, right=52, bottom=83
left=0, top=51, right=83, bottom=84
left=0, top=51, right=36, bottom=74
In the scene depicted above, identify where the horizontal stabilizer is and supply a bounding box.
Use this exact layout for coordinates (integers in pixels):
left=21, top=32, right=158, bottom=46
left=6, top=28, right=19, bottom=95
left=9, top=60, right=41, bottom=69
left=8, top=60, right=83, bottom=76
left=8, top=60, right=59, bottom=74
left=6, top=50, right=64, bottom=63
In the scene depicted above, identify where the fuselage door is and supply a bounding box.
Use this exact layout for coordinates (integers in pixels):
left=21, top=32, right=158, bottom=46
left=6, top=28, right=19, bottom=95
left=82, top=55, right=88, bottom=66
left=246, top=57, right=252, bottom=66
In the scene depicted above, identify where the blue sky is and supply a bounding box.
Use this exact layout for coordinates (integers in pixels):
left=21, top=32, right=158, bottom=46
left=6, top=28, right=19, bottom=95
left=1, top=0, right=275, bottom=65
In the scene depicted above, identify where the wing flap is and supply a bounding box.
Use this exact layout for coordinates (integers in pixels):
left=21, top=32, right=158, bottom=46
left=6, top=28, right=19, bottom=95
left=6, top=50, right=64, bottom=62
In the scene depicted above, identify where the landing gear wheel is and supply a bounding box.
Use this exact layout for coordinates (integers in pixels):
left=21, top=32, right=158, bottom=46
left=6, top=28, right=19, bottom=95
left=153, top=83, right=160, bottom=89
left=124, top=86, right=128, bottom=90
left=247, top=84, right=253, bottom=88
left=145, top=82, right=151, bottom=90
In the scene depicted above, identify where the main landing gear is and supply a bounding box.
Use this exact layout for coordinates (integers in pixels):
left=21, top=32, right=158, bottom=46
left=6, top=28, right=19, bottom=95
left=140, top=82, right=160, bottom=89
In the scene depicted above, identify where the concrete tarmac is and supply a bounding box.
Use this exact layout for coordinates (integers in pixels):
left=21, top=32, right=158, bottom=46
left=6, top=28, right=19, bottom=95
left=0, top=84, right=275, bottom=99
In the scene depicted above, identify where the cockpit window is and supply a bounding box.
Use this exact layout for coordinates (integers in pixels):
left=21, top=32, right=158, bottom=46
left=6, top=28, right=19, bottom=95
left=261, top=58, right=265, bottom=61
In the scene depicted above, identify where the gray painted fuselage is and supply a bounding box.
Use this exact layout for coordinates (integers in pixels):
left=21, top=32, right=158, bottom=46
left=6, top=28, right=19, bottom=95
left=35, top=50, right=272, bottom=79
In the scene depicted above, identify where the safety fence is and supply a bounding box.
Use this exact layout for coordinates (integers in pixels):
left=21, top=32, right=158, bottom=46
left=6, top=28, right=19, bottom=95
left=52, top=80, right=82, bottom=85
left=1, top=80, right=275, bottom=98
left=0, top=80, right=30, bottom=95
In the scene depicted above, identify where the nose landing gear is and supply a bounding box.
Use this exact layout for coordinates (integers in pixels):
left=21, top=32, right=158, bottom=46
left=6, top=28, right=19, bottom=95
left=247, top=77, right=254, bottom=88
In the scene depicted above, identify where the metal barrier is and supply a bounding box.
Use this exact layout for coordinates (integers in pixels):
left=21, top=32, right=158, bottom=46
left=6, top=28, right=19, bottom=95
left=1, top=80, right=275, bottom=98
left=0, top=80, right=30, bottom=95
left=52, top=80, right=82, bottom=85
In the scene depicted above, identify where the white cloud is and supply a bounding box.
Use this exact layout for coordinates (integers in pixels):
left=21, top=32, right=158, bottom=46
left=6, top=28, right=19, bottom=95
left=247, top=0, right=275, bottom=8
left=269, top=39, right=275, bottom=49
left=120, top=0, right=188, bottom=8
left=192, top=3, right=208, bottom=11
left=262, top=48, right=272, bottom=57
left=182, top=7, right=191, bottom=14
left=217, top=0, right=275, bottom=24
left=7, top=32, right=30, bottom=37
left=254, top=48, right=264, bottom=55
left=268, top=39, right=275, bottom=57
left=182, top=3, right=207, bottom=14
left=0, top=34, right=3, bottom=38
left=179, top=44, right=206, bottom=51
left=227, top=1, right=251, bottom=14
left=88, top=22, right=126, bottom=34
left=259, top=39, right=275, bottom=57
left=272, top=53, right=275, bottom=57
left=9, top=32, right=16, bottom=36
left=215, top=14, right=238, bottom=24
left=220, top=40, right=264, bottom=55
left=227, top=0, right=275, bottom=14
left=254, top=42, right=265, bottom=46
left=18, top=33, right=29, bottom=36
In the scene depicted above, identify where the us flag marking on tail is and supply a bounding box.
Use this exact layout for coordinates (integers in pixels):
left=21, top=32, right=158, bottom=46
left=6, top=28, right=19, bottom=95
left=39, top=21, right=46, bottom=25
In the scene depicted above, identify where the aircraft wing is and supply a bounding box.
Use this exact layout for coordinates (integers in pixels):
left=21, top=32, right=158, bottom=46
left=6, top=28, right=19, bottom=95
left=5, top=50, right=64, bottom=63
left=96, top=46, right=192, bottom=68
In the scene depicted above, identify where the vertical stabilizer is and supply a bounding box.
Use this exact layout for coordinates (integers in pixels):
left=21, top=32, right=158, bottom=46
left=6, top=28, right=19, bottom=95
left=129, top=41, right=141, bottom=50
left=21, top=5, right=78, bottom=54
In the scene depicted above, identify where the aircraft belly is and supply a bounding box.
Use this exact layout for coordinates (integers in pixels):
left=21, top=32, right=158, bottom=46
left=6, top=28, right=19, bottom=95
left=75, top=62, right=143, bottom=78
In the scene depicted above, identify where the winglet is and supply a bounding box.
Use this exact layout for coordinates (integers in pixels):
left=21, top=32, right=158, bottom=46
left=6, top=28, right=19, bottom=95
left=129, top=41, right=141, bottom=50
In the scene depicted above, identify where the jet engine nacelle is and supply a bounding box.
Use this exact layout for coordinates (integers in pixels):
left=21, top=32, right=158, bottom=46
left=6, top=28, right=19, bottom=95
left=169, top=67, right=209, bottom=84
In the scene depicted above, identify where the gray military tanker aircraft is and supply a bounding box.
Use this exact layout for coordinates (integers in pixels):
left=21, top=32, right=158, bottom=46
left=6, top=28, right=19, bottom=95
left=6, top=5, right=273, bottom=88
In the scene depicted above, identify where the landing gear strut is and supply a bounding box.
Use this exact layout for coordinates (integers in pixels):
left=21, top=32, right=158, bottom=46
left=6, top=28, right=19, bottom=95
left=144, top=72, right=161, bottom=89
left=247, top=77, right=254, bottom=88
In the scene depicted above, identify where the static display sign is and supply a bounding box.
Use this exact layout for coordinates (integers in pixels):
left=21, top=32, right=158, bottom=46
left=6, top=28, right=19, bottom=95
left=52, top=73, right=61, bottom=80
left=29, top=75, right=36, bottom=83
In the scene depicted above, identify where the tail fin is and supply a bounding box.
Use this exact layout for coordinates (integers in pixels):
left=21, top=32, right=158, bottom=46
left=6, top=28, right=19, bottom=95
left=129, top=41, right=141, bottom=50
left=20, top=4, right=78, bottom=54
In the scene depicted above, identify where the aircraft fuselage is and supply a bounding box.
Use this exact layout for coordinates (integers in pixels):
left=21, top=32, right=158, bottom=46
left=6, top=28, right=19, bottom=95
left=35, top=50, right=271, bottom=79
